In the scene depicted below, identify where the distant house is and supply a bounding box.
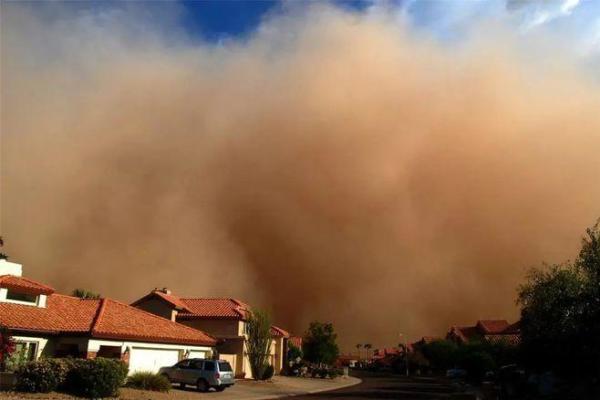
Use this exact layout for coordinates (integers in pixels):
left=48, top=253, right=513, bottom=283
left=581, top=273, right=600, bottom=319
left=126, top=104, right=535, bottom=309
left=132, top=289, right=289, bottom=378
left=0, top=260, right=216, bottom=374
left=446, top=319, right=520, bottom=345
left=288, top=335, right=303, bottom=350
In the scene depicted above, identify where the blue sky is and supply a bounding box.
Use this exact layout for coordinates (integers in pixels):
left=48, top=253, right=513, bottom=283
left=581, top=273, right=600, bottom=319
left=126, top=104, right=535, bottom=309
left=173, top=0, right=599, bottom=60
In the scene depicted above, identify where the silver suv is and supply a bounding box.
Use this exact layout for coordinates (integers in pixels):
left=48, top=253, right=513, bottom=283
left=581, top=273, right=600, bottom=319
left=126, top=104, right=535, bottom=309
left=159, top=358, right=235, bottom=392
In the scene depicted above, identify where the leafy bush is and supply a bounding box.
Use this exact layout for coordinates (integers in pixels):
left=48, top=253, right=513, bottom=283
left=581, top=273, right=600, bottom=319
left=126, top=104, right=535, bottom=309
left=16, top=359, right=69, bottom=393
left=311, top=367, right=328, bottom=378
left=261, top=364, right=274, bottom=380
left=66, top=358, right=128, bottom=398
left=457, top=349, right=496, bottom=383
left=0, top=326, right=16, bottom=372
left=127, top=372, right=171, bottom=392
left=328, top=368, right=343, bottom=378
left=287, top=343, right=303, bottom=362
left=421, top=339, right=458, bottom=371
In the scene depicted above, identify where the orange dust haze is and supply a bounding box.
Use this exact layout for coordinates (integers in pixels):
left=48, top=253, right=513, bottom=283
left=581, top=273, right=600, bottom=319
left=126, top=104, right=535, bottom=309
left=1, top=3, right=599, bottom=350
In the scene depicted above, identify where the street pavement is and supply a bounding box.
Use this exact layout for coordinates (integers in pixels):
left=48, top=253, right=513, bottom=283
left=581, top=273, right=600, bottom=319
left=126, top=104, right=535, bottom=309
left=292, top=371, right=477, bottom=400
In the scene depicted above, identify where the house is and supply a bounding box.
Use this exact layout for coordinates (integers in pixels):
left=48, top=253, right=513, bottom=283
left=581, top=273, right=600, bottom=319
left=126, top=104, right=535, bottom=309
left=0, top=260, right=216, bottom=374
left=446, top=319, right=521, bottom=345
left=288, top=335, right=302, bottom=350
left=132, top=289, right=290, bottom=378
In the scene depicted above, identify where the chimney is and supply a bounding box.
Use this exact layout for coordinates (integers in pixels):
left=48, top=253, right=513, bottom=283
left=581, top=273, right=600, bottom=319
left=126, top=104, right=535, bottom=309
left=0, top=259, right=23, bottom=277
left=160, top=287, right=171, bottom=295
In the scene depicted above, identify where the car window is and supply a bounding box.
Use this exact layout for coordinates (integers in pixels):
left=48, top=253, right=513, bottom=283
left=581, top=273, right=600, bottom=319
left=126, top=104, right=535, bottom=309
left=191, top=360, right=203, bottom=369
left=175, top=360, right=190, bottom=368
left=203, top=361, right=215, bottom=371
left=218, top=362, right=233, bottom=372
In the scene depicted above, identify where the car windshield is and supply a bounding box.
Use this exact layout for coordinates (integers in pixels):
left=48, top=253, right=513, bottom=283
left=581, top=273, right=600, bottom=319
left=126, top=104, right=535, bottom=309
left=218, top=361, right=233, bottom=372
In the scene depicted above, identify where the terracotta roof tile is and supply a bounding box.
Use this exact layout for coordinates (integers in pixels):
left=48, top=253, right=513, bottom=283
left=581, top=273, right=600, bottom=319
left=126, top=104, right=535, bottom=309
left=271, top=325, right=290, bottom=338
left=0, top=294, right=98, bottom=333
left=477, top=320, right=510, bottom=334
left=0, top=275, right=54, bottom=295
left=0, top=281, right=216, bottom=347
left=178, top=298, right=251, bottom=320
left=92, top=299, right=215, bottom=346
left=289, top=336, right=302, bottom=348
left=131, top=290, right=191, bottom=312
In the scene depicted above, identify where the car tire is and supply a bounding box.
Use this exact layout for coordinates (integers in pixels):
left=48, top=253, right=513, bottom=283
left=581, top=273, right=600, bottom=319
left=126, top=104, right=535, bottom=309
left=179, top=382, right=186, bottom=389
left=215, top=386, right=226, bottom=392
left=196, top=378, right=209, bottom=392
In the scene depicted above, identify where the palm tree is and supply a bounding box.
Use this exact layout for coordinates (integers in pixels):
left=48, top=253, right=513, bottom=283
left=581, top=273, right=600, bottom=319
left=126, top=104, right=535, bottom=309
left=364, top=343, right=372, bottom=360
left=355, top=343, right=362, bottom=360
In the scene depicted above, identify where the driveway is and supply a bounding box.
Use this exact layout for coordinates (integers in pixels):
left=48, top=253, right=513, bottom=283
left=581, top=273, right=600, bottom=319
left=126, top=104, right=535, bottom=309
left=119, top=376, right=361, bottom=400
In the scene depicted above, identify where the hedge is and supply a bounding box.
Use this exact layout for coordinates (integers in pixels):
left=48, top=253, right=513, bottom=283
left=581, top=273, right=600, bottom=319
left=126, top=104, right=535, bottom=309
left=16, top=357, right=128, bottom=398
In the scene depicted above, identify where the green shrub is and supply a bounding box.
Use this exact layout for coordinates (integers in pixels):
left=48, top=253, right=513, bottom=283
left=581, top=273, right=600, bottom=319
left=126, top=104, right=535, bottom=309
left=328, top=368, right=343, bottom=379
left=262, top=364, right=274, bottom=380
left=457, top=350, right=496, bottom=383
left=66, top=358, right=128, bottom=398
left=16, top=359, right=68, bottom=393
left=311, top=367, right=328, bottom=378
left=126, top=372, right=171, bottom=392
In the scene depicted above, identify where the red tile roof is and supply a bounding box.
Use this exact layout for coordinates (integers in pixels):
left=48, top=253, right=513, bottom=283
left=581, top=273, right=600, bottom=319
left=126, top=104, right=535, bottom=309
left=177, top=298, right=251, bottom=320
left=484, top=334, right=521, bottom=346
left=477, top=320, right=510, bottom=334
left=91, top=299, right=215, bottom=345
left=271, top=325, right=290, bottom=338
left=447, top=319, right=521, bottom=344
left=0, top=294, right=98, bottom=333
left=289, top=336, right=302, bottom=348
left=131, top=290, right=191, bottom=312
left=0, top=275, right=54, bottom=295
left=0, top=289, right=216, bottom=346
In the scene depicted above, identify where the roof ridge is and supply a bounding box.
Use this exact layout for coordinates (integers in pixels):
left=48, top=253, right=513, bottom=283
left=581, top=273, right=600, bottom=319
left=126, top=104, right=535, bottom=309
left=111, top=297, right=216, bottom=338
left=90, top=298, right=108, bottom=334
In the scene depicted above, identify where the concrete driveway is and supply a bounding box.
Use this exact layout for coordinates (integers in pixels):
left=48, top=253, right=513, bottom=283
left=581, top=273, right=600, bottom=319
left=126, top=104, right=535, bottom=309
left=119, top=376, right=361, bottom=400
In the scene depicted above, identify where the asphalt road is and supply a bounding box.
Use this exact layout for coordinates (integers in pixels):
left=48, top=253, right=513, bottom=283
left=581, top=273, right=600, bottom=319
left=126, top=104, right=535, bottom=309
left=293, top=371, right=477, bottom=400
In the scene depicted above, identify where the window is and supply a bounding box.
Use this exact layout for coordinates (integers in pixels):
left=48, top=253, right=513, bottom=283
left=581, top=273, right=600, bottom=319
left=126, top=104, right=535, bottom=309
left=5, top=342, right=37, bottom=370
left=175, top=360, right=191, bottom=369
left=191, top=360, right=203, bottom=369
left=97, top=345, right=121, bottom=359
left=6, top=290, right=37, bottom=304
left=218, top=361, right=232, bottom=372
left=203, top=361, right=215, bottom=371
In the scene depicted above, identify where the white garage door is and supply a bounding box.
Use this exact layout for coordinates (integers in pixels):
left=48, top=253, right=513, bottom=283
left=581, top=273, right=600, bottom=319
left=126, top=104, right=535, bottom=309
left=129, top=348, right=180, bottom=374
left=188, top=351, right=206, bottom=359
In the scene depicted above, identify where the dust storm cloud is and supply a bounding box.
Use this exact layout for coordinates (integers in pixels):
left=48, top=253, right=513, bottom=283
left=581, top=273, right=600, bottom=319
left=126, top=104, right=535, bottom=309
left=1, top=3, right=599, bottom=349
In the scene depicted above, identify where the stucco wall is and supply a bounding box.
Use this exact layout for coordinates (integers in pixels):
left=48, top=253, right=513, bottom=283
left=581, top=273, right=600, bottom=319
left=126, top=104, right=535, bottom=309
left=134, top=298, right=176, bottom=321
left=181, top=319, right=241, bottom=338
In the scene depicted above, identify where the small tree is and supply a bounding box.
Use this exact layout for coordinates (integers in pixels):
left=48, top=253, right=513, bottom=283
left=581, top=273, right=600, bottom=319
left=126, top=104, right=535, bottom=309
left=0, top=326, right=16, bottom=371
left=364, top=343, right=372, bottom=360
left=302, top=322, right=339, bottom=366
left=421, top=339, right=458, bottom=371
left=72, top=289, right=101, bottom=299
left=246, top=309, right=272, bottom=380
left=518, top=219, right=600, bottom=380
left=355, top=343, right=362, bottom=359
